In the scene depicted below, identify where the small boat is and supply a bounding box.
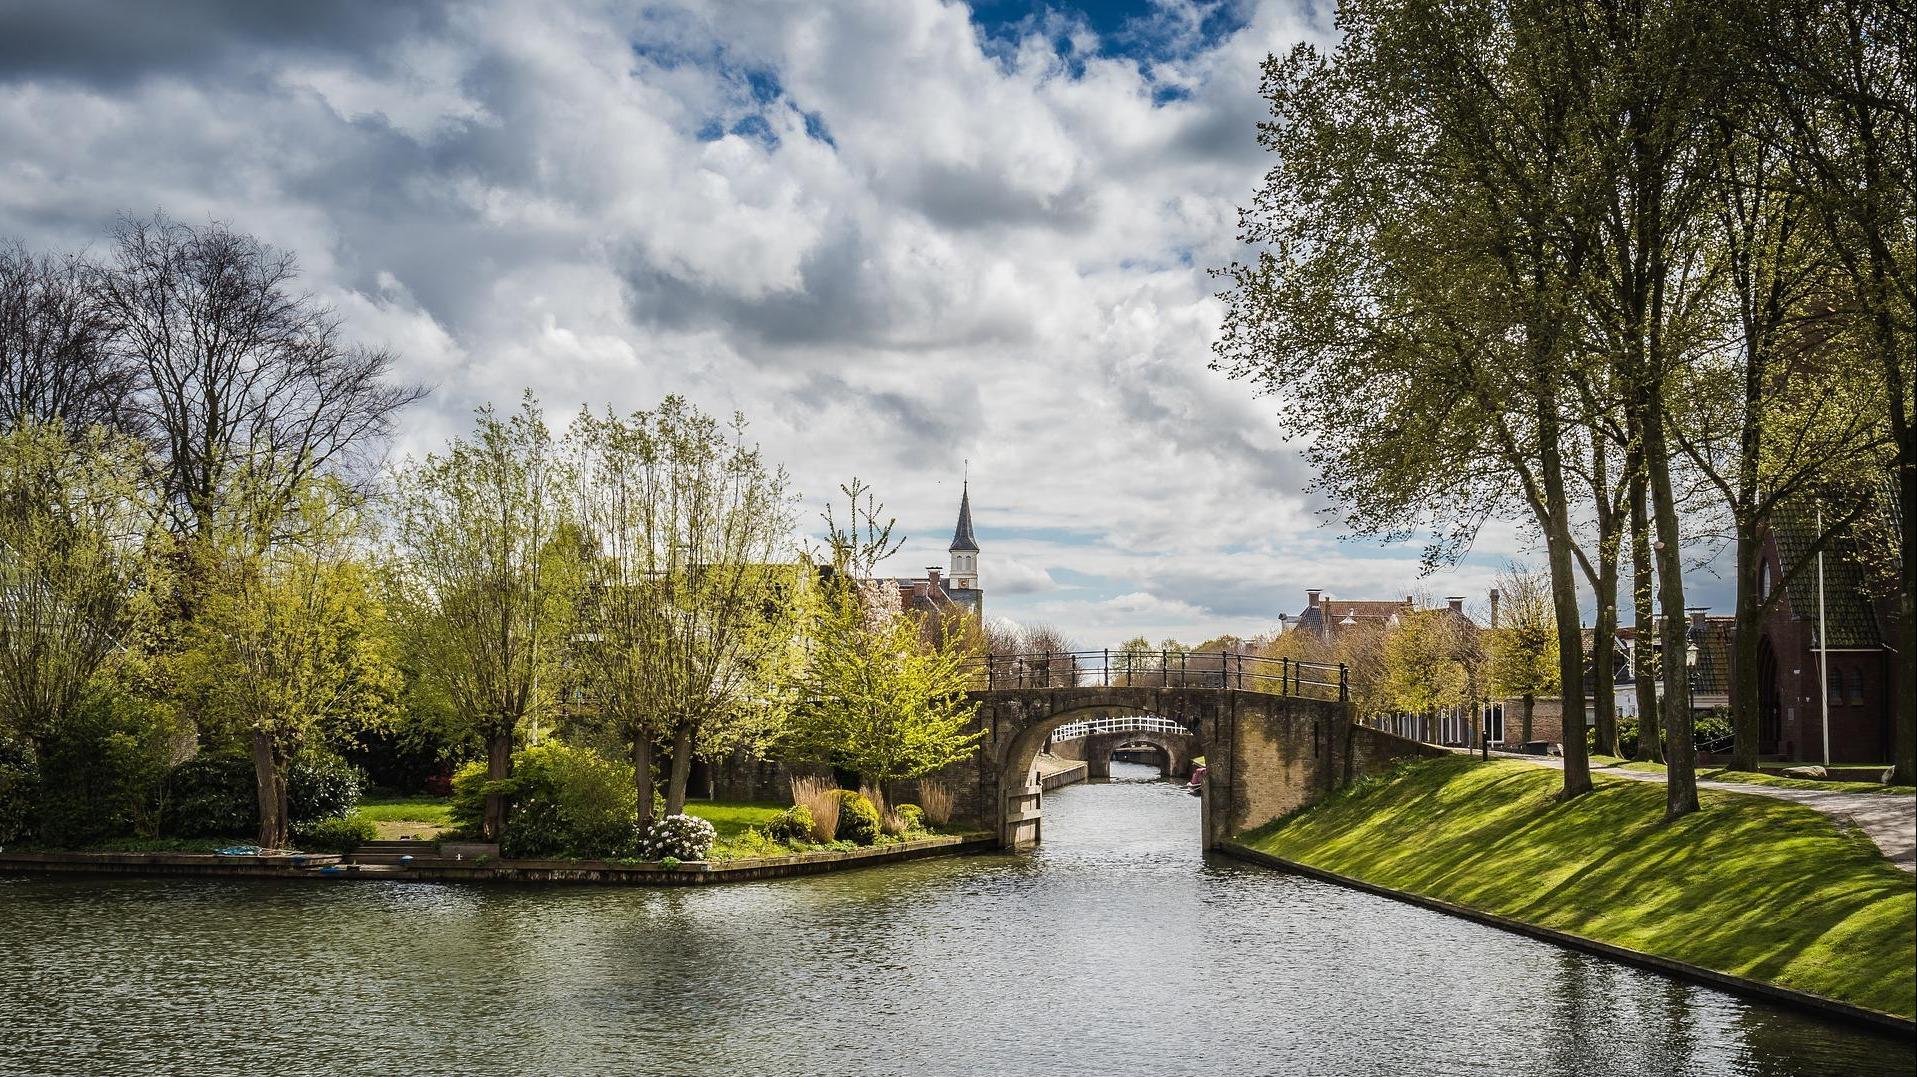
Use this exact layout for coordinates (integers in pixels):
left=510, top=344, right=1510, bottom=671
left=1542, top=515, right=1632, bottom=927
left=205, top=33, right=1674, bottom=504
left=1186, top=764, right=1206, bottom=796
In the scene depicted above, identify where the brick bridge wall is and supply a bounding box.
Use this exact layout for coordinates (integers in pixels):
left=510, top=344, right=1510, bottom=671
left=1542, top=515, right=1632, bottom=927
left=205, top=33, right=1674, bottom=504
left=913, top=686, right=1449, bottom=848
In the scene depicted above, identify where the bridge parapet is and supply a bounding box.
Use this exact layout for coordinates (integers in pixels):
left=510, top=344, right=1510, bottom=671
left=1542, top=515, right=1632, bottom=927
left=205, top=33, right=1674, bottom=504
left=967, top=649, right=1349, bottom=701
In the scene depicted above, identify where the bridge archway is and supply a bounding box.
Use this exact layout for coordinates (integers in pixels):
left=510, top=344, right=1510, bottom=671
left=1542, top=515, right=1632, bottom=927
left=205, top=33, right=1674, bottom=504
left=952, top=681, right=1443, bottom=851
left=1082, top=729, right=1201, bottom=781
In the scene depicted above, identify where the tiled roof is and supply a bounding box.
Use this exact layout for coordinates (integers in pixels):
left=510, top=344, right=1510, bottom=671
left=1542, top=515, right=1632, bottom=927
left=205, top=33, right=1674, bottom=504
left=1772, top=510, right=1882, bottom=648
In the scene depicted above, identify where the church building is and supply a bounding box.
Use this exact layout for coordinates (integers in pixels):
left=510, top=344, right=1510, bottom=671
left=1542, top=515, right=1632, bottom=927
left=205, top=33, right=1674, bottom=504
left=887, top=482, right=984, bottom=622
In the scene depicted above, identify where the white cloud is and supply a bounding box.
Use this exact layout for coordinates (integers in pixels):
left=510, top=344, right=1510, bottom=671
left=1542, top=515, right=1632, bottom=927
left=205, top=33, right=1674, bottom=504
left=0, top=0, right=1535, bottom=647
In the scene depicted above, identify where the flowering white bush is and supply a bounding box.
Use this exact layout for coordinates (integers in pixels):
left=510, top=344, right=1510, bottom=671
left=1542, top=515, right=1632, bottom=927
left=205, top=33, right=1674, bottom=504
left=635, top=814, right=716, bottom=862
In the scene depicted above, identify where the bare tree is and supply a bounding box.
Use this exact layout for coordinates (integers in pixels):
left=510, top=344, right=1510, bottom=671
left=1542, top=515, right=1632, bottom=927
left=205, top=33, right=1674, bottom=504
left=96, top=214, right=422, bottom=550
left=0, top=243, right=140, bottom=433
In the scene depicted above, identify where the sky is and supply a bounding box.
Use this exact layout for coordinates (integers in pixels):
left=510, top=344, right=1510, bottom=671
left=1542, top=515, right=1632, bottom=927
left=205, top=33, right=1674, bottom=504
left=0, top=0, right=1731, bottom=647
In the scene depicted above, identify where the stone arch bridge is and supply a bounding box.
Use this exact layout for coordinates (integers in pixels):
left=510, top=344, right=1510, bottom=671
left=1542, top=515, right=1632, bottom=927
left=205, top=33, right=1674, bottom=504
left=1047, top=715, right=1202, bottom=780
left=924, top=651, right=1446, bottom=849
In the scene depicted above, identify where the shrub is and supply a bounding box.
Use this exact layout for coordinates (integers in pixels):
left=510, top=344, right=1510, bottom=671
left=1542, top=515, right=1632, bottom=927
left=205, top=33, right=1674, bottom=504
left=289, top=753, right=366, bottom=824
left=165, top=749, right=367, bottom=838
left=718, top=827, right=784, bottom=861
left=833, top=789, right=879, bottom=845
left=33, top=687, right=183, bottom=845
left=165, top=751, right=257, bottom=837
left=895, top=803, right=925, bottom=833
left=918, top=779, right=954, bottom=826
left=302, top=813, right=376, bottom=852
left=448, top=759, right=490, bottom=836
left=454, top=742, right=638, bottom=858
left=635, top=813, right=715, bottom=861
left=764, top=804, right=815, bottom=845
left=0, top=743, right=37, bottom=845
left=790, top=775, right=839, bottom=843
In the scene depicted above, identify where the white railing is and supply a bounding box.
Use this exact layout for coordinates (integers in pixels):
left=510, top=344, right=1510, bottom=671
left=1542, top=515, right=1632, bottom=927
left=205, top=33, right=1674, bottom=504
left=1364, top=702, right=1505, bottom=748
left=1049, top=713, right=1194, bottom=742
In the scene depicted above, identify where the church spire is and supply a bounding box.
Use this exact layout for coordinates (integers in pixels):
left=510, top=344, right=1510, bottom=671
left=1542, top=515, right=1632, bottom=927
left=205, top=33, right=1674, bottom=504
left=948, top=478, right=979, bottom=590
left=949, top=482, right=979, bottom=553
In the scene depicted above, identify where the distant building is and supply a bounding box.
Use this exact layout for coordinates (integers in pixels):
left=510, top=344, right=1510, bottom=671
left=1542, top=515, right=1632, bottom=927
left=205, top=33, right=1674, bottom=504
left=885, top=481, right=984, bottom=623
left=1281, top=589, right=1480, bottom=640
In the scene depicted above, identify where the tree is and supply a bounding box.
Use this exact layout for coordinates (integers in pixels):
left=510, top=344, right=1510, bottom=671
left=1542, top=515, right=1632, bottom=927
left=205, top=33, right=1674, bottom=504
left=1216, top=0, right=1603, bottom=800
left=0, top=243, right=140, bottom=433
left=96, top=214, right=421, bottom=550
left=788, top=482, right=983, bottom=793
left=182, top=478, right=400, bottom=847
left=567, top=398, right=796, bottom=823
left=0, top=422, right=156, bottom=748
left=1763, top=0, right=1915, bottom=784
left=390, top=394, right=578, bottom=840
left=1488, top=565, right=1560, bottom=744
left=1383, top=609, right=1469, bottom=720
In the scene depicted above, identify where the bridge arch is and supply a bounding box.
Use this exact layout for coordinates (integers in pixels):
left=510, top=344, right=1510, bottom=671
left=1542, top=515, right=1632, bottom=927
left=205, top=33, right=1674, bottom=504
left=1086, top=729, right=1200, bottom=780
left=952, top=681, right=1445, bottom=850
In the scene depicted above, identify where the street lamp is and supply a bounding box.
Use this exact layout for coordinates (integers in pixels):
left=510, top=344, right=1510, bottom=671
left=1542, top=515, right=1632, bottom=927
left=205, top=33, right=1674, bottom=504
left=1685, top=638, right=1699, bottom=724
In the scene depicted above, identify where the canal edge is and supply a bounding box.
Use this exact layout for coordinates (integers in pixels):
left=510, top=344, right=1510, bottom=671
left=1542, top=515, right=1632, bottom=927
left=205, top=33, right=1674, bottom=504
left=1216, top=841, right=1917, bottom=1039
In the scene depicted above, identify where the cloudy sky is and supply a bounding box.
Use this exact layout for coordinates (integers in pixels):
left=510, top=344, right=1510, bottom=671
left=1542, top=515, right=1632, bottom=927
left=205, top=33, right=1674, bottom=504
left=0, top=0, right=1633, bottom=646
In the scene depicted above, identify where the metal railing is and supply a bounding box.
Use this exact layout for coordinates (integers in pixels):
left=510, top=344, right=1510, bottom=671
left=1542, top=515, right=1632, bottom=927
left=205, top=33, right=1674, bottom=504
left=970, top=649, right=1349, bottom=702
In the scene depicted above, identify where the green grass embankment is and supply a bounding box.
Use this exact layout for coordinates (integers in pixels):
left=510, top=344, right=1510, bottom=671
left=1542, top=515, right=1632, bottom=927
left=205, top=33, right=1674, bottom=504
left=1236, top=756, right=1916, bottom=1020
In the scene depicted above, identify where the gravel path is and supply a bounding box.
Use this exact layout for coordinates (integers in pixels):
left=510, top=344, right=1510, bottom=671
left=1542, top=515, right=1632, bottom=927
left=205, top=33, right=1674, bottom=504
left=1511, top=755, right=1916, bottom=872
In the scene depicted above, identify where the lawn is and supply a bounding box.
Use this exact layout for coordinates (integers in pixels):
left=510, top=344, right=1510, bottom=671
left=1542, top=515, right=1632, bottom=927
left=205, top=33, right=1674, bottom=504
left=355, top=795, right=456, bottom=839
left=1592, top=758, right=1916, bottom=795
left=1237, top=756, right=1917, bottom=1020
left=685, top=800, right=786, bottom=841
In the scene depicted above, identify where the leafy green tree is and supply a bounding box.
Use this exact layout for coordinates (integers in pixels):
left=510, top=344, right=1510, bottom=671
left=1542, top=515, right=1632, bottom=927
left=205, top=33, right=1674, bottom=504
left=181, top=479, right=401, bottom=847
left=0, top=421, right=157, bottom=750
left=788, top=482, right=982, bottom=794
left=567, top=398, right=798, bottom=822
left=390, top=394, right=579, bottom=840
left=1216, top=0, right=1604, bottom=799
left=1488, top=566, right=1560, bottom=745
left=1761, top=0, right=1915, bottom=783
left=1383, top=610, right=1469, bottom=719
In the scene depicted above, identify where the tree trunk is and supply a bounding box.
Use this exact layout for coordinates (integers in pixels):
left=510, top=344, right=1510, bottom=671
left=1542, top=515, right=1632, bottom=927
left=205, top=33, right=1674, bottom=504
left=249, top=728, right=287, bottom=849
left=1521, top=693, right=1535, bottom=744
left=1591, top=550, right=1621, bottom=759
left=633, top=730, right=656, bottom=831
left=1539, top=405, right=1592, bottom=800
left=1630, top=465, right=1663, bottom=763
left=663, top=722, right=694, bottom=817
left=1892, top=416, right=1916, bottom=785
left=1645, top=407, right=1698, bottom=817
left=482, top=727, right=512, bottom=841
left=1729, top=520, right=1765, bottom=772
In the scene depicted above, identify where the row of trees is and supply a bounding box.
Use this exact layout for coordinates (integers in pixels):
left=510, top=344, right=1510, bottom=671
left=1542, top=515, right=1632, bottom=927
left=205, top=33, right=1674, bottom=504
left=1217, top=0, right=1914, bottom=809
left=0, top=217, right=983, bottom=850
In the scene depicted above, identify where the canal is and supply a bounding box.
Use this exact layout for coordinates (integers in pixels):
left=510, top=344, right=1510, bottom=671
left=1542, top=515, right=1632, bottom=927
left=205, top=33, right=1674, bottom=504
left=0, top=761, right=1909, bottom=1076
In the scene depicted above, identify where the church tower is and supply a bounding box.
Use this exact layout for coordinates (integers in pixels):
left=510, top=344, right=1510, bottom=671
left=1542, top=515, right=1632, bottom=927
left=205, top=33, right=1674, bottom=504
left=948, top=481, right=979, bottom=590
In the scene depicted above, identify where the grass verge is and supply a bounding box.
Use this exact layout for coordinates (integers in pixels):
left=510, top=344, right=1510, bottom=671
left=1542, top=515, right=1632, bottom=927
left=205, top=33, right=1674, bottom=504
left=1237, top=756, right=1916, bottom=1020
left=1594, top=759, right=1915, bottom=795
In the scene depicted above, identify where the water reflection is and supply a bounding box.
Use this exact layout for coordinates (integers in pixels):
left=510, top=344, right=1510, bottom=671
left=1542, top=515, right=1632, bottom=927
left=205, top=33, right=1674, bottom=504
left=0, top=761, right=1908, bottom=1076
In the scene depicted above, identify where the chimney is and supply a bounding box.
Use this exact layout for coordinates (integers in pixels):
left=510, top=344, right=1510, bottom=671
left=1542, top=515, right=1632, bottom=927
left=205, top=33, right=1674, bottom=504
left=1307, top=589, right=1321, bottom=608
left=927, top=566, right=942, bottom=589
left=1446, top=596, right=1465, bottom=614
left=1687, top=606, right=1709, bottom=630
left=1405, top=595, right=1415, bottom=607
left=1489, top=588, right=1501, bottom=628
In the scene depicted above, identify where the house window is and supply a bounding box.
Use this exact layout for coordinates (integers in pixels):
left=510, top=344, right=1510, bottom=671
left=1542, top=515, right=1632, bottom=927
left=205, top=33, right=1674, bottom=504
left=1846, top=668, right=1865, bottom=705
left=1758, top=559, right=1772, bottom=601
left=1826, top=669, right=1844, bottom=706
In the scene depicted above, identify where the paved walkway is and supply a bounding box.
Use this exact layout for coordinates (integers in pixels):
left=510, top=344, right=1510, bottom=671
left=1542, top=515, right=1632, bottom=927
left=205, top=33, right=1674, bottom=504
left=1509, top=755, right=1916, bottom=873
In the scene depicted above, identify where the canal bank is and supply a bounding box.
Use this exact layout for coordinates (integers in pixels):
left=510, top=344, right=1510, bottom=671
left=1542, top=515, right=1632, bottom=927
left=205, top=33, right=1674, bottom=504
left=0, top=832, right=995, bottom=886
left=1233, top=756, right=1917, bottom=1028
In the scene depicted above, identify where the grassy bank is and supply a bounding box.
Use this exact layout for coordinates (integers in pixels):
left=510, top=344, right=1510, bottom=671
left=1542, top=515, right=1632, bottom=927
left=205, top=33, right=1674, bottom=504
left=1237, top=756, right=1916, bottom=1020
left=1593, top=758, right=1917, bottom=795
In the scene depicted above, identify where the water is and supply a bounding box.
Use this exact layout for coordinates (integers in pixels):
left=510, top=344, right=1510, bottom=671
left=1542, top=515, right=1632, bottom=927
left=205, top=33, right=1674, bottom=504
left=0, top=762, right=1909, bottom=1076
